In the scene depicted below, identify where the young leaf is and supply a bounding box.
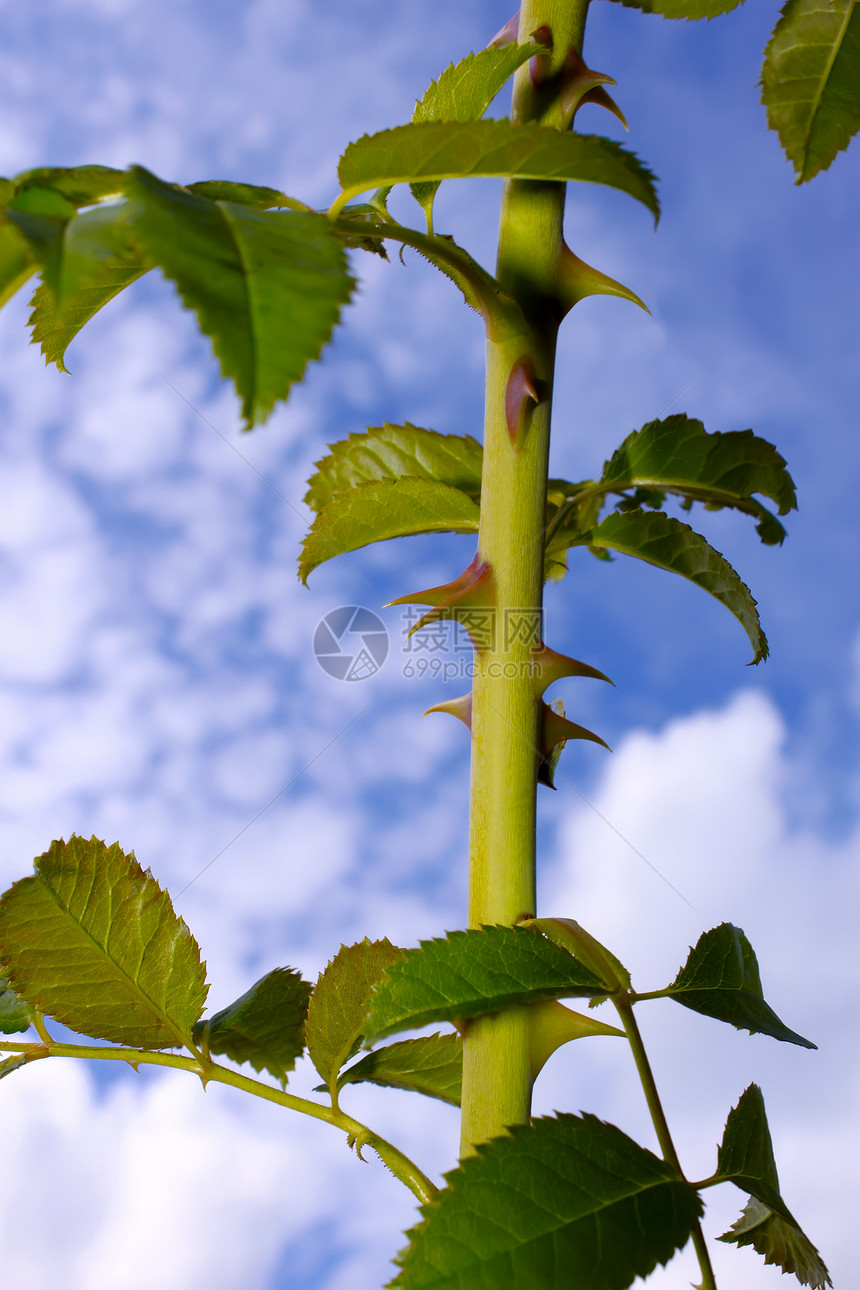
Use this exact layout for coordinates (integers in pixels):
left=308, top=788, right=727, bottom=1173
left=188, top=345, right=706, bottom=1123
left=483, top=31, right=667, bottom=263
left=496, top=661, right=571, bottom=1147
left=306, top=938, right=403, bottom=1097
left=410, top=42, right=537, bottom=220
left=390, top=1113, right=702, bottom=1289
left=560, top=509, right=768, bottom=663
left=337, top=1033, right=462, bottom=1106
left=336, top=121, right=660, bottom=225
left=299, top=478, right=480, bottom=583
left=12, top=164, right=125, bottom=207
left=125, top=165, right=354, bottom=427
left=192, top=967, right=312, bottom=1084
left=762, top=0, right=860, bottom=183
left=594, top=415, right=797, bottom=544
left=0, top=975, right=34, bottom=1034
left=719, top=1196, right=832, bottom=1288
left=658, top=923, right=816, bottom=1047
left=605, top=0, right=744, bottom=16
left=365, top=926, right=605, bottom=1044
left=0, top=219, right=37, bottom=307
left=305, top=424, right=483, bottom=513
left=0, top=836, right=208, bottom=1049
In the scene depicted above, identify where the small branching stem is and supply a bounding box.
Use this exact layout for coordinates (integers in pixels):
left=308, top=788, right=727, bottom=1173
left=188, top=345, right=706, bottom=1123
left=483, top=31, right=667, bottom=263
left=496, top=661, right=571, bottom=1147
left=459, top=0, right=591, bottom=1158
left=614, top=1000, right=718, bottom=1290
left=0, top=1039, right=436, bottom=1204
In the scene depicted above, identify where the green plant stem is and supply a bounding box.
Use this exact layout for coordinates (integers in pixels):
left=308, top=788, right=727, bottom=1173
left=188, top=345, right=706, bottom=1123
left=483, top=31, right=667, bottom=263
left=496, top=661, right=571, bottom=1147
left=613, top=1000, right=718, bottom=1290
left=459, top=0, right=591, bottom=1159
left=0, top=1038, right=436, bottom=1204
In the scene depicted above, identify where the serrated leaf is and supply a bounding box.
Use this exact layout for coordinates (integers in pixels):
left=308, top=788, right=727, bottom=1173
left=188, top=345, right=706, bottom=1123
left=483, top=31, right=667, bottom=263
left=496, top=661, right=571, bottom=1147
left=527, top=918, right=632, bottom=992
left=0, top=835, right=208, bottom=1049
left=305, top=424, right=483, bottom=513
left=299, top=477, right=480, bottom=583
left=410, top=42, right=536, bottom=220
left=660, top=923, right=815, bottom=1047
left=595, top=415, right=796, bottom=544
left=0, top=218, right=37, bottom=307
left=13, top=164, right=125, bottom=206
left=714, top=1084, right=793, bottom=1221
left=126, top=165, right=353, bottom=427
left=390, top=1113, right=702, bottom=1289
left=0, top=974, right=34, bottom=1034
left=606, top=0, right=743, bottom=16
left=337, top=121, right=660, bottom=225
left=306, top=938, right=403, bottom=1096
left=26, top=202, right=148, bottom=370
left=338, top=1033, right=462, bottom=1106
left=719, top=1196, right=832, bottom=1288
left=192, top=967, right=312, bottom=1084
left=365, top=926, right=605, bottom=1044
left=559, top=509, right=768, bottom=663
left=762, top=0, right=860, bottom=183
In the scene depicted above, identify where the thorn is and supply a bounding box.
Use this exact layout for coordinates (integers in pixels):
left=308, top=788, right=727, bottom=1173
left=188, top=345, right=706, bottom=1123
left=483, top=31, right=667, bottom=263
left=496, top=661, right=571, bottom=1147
left=542, top=702, right=611, bottom=756
left=529, top=25, right=554, bottom=86
left=487, top=11, right=519, bottom=48
left=579, top=85, right=628, bottom=131
left=538, top=698, right=610, bottom=788
left=505, top=357, right=540, bottom=445
left=531, top=643, right=613, bottom=696
left=425, top=692, right=472, bottom=730
left=556, top=241, right=649, bottom=317
left=387, top=553, right=497, bottom=652
left=557, top=49, right=618, bottom=126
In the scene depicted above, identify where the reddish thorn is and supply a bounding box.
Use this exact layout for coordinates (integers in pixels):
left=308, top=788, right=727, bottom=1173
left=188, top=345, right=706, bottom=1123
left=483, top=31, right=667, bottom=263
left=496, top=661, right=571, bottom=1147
left=541, top=702, right=611, bottom=758
left=557, top=49, right=617, bottom=124
left=579, top=85, right=628, bottom=131
left=505, top=357, right=540, bottom=445
left=487, top=11, right=519, bottom=48
left=529, top=25, right=554, bottom=86
left=387, top=554, right=497, bottom=652
left=531, top=643, right=613, bottom=696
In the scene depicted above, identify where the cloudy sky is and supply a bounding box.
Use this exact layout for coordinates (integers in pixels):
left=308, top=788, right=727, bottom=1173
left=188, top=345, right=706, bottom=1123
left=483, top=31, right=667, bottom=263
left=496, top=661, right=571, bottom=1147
left=0, top=1, right=857, bottom=1287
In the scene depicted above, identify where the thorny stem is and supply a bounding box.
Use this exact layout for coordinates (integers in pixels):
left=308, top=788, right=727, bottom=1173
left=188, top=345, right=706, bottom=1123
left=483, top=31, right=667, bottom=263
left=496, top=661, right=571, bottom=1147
left=613, top=1000, right=718, bottom=1290
left=459, top=0, right=592, bottom=1158
left=0, top=1038, right=437, bottom=1205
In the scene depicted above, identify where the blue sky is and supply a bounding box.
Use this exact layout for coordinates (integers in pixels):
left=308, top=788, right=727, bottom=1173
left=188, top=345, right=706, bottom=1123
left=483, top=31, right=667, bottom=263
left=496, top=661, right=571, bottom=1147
left=0, top=2, right=857, bottom=1287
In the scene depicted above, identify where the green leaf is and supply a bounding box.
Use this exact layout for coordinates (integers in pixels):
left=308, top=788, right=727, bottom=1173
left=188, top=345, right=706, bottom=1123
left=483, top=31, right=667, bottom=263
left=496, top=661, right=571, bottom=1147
left=0, top=218, right=37, bottom=308
left=26, top=202, right=149, bottom=371
left=0, top=974, right=34, bottom=1034
left=299, top=477, right=480, bottom=583
left=305, top=424, right=483, bottom=513
left=659, top=923, right=816, bottom=1048
left=4, top=192, right=75, bottom=295
left=413, top=43, right=535, bottom=126
left=337, top=121, right=660, bottom=225
left=306, top=938, right=404, bottom=1097
left=762, top=0, right=860, bottom=183
left=410, top=42, right=537, bottom=220
left=125, top=165, right=354, bottom=427
left=714, top=1084, right=793, bottom=1220
left=192, top=967, right=312, bottom=1084
left=0, top=835, right=208, bottom=1049
left=337, top=1033, right=462, bottom=1106
left=719, top=1197, right=832, bottom=1288
left=365, top=926, right=605, bottom=1044
left=390, top=1112, right=702, bottom=1289
left=185, top=181, right=304, bottom=210
left=12, top=164, right=125, bottom=207
left=559, top=509, right=768, bottom=663
left=606, top=0, right=744, bottom=16
left=595, top=415, right=796, bottom=544
left=527, top=918, right=632, bottom=992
